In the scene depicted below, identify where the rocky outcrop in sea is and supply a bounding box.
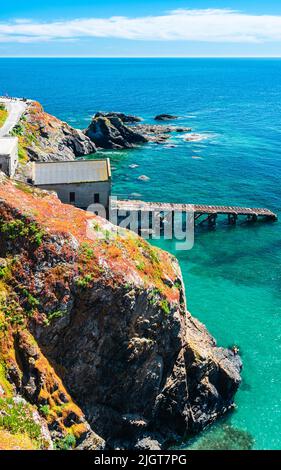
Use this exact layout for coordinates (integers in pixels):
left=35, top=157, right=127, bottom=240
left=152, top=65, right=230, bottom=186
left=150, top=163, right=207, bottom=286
left=85, top=112, right=192, bottom=147
left=154, top=114, right=179, bottom=121
left=84, top=112, right=148, bottom=149
left=95, top=111, right=142, bottom=123
left=0, top=172, right=241, bottom=450
left=13, top=104, right=193, bottom=163
left=133, top=123, right=192, bottom=144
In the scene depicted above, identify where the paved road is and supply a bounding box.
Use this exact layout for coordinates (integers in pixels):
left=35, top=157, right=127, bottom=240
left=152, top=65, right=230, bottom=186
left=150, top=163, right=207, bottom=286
left=0, top=98, right=27, bottom=137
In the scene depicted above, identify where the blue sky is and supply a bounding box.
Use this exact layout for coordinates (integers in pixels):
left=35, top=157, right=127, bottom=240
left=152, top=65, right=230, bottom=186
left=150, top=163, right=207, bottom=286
left=1, top=1, right=281, bottom=57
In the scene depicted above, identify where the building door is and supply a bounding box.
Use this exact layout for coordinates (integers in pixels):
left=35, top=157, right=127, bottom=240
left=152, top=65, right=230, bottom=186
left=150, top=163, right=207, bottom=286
left=94, top=193, right=100, bottom=204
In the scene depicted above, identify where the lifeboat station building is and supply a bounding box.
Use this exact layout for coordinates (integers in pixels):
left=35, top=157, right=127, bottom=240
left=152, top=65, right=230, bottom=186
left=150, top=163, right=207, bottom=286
left=32, top=159, right=111, bottom=210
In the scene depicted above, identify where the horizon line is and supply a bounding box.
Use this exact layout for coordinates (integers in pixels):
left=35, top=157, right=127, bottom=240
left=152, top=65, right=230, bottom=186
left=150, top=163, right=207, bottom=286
left=1, top=55, right=281, bottom=59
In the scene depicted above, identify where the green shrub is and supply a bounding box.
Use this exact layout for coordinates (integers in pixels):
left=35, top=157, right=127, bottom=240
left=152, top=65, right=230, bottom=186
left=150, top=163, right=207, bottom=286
left=10, top=123, right=25, bottom=136
left=0, top=218, right=44, bottom=247
left=55, top=433, right=76, bottom=450
left=21, top=288, right=39, bottom=311
left=39, top=404, right=50, bottom=417
left=75, top=274, right=93, bottom=288
left=160, top=299, right=170, bottom=315
left=136, top=260, right=145, bottom=271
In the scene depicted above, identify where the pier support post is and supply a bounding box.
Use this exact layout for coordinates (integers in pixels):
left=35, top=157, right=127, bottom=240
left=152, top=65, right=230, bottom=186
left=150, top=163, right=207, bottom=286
left=208, top=214, right=217, bottom=227
left=228, top=214, right=237, bottom=225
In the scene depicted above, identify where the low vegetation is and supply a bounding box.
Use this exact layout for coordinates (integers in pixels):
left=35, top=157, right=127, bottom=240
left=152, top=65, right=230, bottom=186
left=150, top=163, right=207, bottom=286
left=10, top=116, right=38, bottom=163
left=0, top=397, right=47, bottom=449
left=0, top=104, right=8, bottom=128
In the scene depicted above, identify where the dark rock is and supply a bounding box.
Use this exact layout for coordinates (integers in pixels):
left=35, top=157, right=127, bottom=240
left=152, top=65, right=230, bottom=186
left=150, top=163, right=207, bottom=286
left=18, top=101, right=97, bottom=163
left=36, top=282, right=241, bottom=448
left=0, top=176, right=242, bottom=450
left=134, top=437, right=162, bottom=450
left=154, top=114, right=179, bottom=121
left=95, top=112, right=142, bottom=123
left=133, top=124, right=191, bottom=144
left=76, top=431, right=105, bottom=450
left=84, top=115, right=148, bottom=149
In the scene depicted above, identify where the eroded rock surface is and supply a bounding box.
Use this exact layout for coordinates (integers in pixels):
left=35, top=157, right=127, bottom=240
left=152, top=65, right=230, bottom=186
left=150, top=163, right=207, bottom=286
left=84, top=113, right=148, bottom=149
left=95, top=112, right=142, bottom=123
left=133, top=124, right=192, bottom=144
left=0, top=174, right=241, bottom=449
left=13, top=101, right=96, bottom=164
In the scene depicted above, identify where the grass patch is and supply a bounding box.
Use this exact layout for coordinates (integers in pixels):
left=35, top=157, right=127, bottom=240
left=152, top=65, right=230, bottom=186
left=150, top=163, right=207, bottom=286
left=0, top=105, right=8, bottom=128
left=0, top=362, right=13, bottom=397
left=0, top=398, right=44, bottom=448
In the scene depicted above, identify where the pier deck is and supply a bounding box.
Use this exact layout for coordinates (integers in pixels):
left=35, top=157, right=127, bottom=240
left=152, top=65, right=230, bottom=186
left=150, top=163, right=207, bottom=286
left=113, top=199, right=277, bottom=226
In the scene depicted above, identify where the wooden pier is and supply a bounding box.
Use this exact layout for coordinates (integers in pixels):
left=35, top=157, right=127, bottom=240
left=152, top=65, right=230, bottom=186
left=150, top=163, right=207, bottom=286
left=112, top=199, right=277, bottom=228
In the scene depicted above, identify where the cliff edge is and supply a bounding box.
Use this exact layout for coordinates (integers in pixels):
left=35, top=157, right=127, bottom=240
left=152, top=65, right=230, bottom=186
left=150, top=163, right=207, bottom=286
left=11, top=101, right=96, bottom=165
left=0, top=173, right=241, bottom=449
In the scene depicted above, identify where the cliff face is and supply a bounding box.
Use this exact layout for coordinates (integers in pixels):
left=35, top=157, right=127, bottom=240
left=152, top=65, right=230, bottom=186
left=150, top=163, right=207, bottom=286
left=11, top=101, right=96, bottom=164
left=0, top=173, right=241, bottom=449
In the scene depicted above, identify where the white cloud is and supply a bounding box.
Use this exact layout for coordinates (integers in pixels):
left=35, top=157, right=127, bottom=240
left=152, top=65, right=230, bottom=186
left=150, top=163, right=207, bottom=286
left=1, top=9, right=281, bottom=44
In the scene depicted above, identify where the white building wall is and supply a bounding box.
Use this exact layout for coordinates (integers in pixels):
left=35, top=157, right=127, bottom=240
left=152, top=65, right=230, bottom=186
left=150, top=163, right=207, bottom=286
left=0, top=137, right=18, bottom=177
left=9, top=140, right=18, bottom=177
left=36, top=181, right=111, bottom=210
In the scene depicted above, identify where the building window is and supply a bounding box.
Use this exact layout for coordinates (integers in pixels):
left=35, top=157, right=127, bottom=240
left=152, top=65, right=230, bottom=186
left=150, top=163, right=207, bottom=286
left=94, top=193, right=100, bottom=203
left=69, top=192, right=76, bottom=203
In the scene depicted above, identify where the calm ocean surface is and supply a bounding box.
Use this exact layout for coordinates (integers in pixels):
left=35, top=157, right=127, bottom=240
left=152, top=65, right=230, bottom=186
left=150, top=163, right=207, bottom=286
left=0, top=58, right=280, bottom=449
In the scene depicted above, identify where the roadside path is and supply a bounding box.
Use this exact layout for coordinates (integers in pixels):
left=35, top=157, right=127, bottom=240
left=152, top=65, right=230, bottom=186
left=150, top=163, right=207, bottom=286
left=0, top=98, right=27, bottom=137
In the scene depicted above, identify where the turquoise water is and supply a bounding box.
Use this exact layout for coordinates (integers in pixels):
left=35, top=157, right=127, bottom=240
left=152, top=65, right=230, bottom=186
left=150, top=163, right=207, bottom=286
left=0, top=59, right=280, bottom=449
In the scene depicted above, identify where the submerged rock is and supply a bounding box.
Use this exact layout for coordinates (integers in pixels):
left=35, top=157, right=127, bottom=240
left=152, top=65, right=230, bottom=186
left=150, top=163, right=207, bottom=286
left=138, top=174, right=150, bottom=181
left=186, top=423, right=254, bottom=450
left=84, top=114, right=148, bottom=149
left=0, top=174, right=242, bottom=449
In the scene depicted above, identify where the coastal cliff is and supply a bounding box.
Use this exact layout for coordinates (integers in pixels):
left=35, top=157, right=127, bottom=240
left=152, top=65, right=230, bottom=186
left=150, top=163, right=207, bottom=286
left=12, top=101, right=96, bottom=164
left=0, top=173, right=241, bottom=449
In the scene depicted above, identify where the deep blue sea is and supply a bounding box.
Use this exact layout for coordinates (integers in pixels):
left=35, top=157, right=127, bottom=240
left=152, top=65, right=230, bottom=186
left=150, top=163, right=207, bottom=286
left=0, top=58, right=280, bottom=449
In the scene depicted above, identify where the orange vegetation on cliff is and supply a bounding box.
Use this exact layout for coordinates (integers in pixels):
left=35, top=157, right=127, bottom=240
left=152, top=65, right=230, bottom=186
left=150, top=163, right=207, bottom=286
left=0, top=177, right=181, bottom=304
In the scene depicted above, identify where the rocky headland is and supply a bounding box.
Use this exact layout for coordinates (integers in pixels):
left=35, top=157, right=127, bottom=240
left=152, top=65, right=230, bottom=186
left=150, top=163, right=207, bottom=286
left=12, top=101, right=96, bottom=164
left=0, top=172, right=242, bottom=450
left=10, top=103, right=194, bottom=169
